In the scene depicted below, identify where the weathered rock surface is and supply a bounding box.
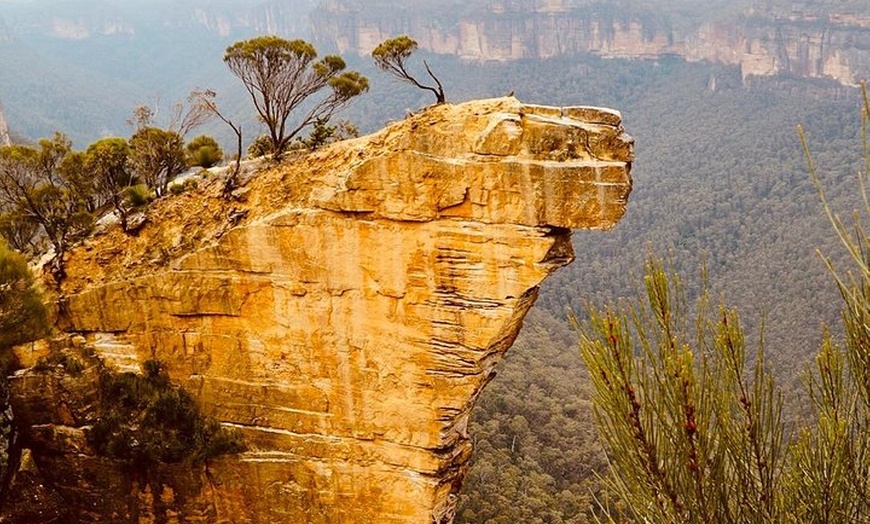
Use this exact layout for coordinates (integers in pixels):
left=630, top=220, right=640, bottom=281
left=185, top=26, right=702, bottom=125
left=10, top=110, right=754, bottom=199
left=11, top=97, right=632, bottom=523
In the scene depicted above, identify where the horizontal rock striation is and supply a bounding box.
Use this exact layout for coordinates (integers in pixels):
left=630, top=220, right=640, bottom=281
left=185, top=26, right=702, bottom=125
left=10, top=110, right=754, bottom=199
left=11, top=97, right=632, bottom=523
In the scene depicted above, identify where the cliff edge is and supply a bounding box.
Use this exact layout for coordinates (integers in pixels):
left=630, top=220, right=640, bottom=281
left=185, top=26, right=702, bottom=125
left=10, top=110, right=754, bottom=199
left=10, top=97, right=632, bottom=523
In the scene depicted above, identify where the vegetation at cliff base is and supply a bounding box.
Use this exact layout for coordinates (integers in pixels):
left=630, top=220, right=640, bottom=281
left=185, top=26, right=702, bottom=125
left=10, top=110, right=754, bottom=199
left=88, top=359, right=245, bottom=470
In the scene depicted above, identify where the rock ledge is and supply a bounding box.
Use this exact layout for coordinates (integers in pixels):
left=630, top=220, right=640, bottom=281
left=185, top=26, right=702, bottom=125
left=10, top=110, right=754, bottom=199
left=12, top=97, right=632, bottom=523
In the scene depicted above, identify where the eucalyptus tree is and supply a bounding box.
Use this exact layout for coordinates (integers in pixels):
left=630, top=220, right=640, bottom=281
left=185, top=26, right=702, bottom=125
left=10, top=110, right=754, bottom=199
left=128, top=127, right=185, bottom=198
left=0, top=133, right=93, bottom=280
left=372, top=35, right=445, bottom=104
left=84, top=138, right=133, bottom=230
left=224, top=36, right=369, bottom=157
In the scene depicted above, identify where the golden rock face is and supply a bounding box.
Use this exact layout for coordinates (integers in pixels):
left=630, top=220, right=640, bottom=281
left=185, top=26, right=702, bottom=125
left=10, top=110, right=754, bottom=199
left=13, top=97, right=632, bottom=523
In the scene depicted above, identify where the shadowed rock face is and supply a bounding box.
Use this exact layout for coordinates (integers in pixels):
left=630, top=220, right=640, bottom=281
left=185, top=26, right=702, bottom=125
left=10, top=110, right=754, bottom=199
left=10, top=97, right=632, bottom=523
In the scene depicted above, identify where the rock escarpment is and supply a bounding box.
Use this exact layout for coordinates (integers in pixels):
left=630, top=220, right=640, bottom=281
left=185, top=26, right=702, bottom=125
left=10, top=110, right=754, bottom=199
left=11, top=98, right=632, bottom=523
left=311, top=2, right=870, bottom=87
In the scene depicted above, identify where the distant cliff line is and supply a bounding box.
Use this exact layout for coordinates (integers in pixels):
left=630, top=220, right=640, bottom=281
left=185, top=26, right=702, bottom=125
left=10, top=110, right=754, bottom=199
left=311, top=4, right=870, bottom=87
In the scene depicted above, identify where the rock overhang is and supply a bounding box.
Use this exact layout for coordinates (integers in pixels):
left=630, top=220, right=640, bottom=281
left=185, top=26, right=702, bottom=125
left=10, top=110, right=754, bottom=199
left=11, top=96, right=632, bottom=523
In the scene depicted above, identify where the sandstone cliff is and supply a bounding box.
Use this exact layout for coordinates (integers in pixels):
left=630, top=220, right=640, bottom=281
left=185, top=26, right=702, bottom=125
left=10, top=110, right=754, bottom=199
left=10, top=97, right=632, bottom=523
left=310, top=2, right=870, bottom=86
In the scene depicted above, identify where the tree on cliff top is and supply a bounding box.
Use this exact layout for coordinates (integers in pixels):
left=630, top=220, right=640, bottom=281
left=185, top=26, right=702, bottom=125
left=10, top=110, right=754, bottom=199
left=372, top=35, right=446, bottom=105
left=83, top=138, right=133, bottom=230
left=224, top=36, right=369, bottom=157
left=0, top=133, right=93, bottom=281
left=128, top=126, right=186, bottom=198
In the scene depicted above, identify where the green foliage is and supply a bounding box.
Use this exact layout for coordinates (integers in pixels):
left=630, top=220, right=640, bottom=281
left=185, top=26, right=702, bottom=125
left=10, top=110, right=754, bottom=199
left=88, top=359, right=245, bottom=470
left=0, top=133, right=94, bottom=278
left=58, top=150, right=95, bottom=212
left=327, top=71, right=369, bottom=101
left=224, top=36, right=368, bottom=156
left=786, top=83, right=870, bottom=522
left=185, top=134, right=223, bottom=168
left=168, top=178, right=198, bottom=196
left=297, top=119, right=360, bottom=151
left=128, top=126, right=186, bottom=197
left=85, top=137, right=134, bottom=229
left=247, top=135, right=274, bottom=158
left=372, top=35, right=418, bottom=66
left=577, top=249, right=870, bottom=522
left=85, top=138, right=132, bottom=191
left=575, top=89, right=870, bottom=521
left=371, top=35, right=445, bottom=104
left=124, top=184, right=153, bottom=208
left=0, top=210, right=39, bottom=254
left=0, top=239, right=48, bottom=352
left=575, top=258, right=788, bottom=523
